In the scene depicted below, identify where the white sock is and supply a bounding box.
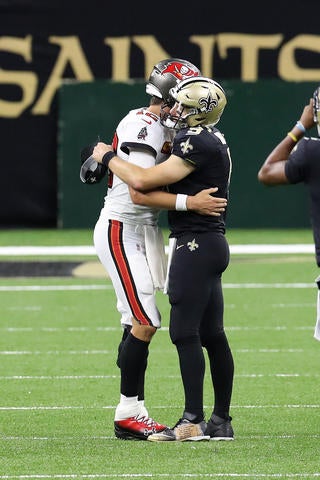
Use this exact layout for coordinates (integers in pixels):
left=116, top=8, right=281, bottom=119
left=138, top=400, right=148, bottom=418
left=314, top=285, right=320, bottom=341
left=114, top=395, right=140, bottom=421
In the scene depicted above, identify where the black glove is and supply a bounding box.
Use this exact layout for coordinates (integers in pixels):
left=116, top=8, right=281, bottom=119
left=79, top=142, right=107, bottom=184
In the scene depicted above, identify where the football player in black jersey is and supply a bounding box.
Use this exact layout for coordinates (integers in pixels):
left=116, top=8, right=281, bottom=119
left=83, top=59, right=228, bottom=442
left=92, top=76, right=235, bottom=441
left=258, top=88, right=320, bottom=342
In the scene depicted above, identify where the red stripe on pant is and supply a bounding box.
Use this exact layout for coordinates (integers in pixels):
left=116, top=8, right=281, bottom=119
left=108, top=219, right=151, bottom=326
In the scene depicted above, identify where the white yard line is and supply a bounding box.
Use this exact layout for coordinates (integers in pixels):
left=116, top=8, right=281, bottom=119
left=0, top=244, right=316, bottom=256
left=0, top=283, right=317, bottom=292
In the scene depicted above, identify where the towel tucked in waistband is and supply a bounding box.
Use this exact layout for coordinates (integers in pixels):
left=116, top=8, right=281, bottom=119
left=144, top=225, right=167, bottom=291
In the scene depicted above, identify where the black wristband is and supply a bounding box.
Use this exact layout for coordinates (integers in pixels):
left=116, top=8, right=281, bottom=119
left=101, top=151, right=116, bottom=167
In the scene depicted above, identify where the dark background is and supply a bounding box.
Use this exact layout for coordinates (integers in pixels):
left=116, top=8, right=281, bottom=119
left=1, top=0, right=320, bottom=228
left=58, top=80, right=314, bottom=229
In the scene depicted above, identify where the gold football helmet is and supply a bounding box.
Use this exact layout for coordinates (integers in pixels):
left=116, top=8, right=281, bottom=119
left=165, top=76, right=227, bottom=129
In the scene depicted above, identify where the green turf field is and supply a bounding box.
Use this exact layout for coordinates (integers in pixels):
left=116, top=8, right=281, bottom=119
left=0, top=227, right=315, bottom=246
left=0, top=229, right=319, bottom=478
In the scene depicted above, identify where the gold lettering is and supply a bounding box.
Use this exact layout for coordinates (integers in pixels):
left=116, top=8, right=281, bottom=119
left=217, top=33, right=283, bottom=81
left=279, top=35, right=320, bottom=80
left=104, top=37, right=131, bottom=80
left=0, top=36, right=38, bottom=118
left=190, top=35, right=216, bottom=76
left=32, top=36, right=94, bottom=115
left=3, top=33, right=320, bottom=119
left=132, top=36, right=170, bottom=77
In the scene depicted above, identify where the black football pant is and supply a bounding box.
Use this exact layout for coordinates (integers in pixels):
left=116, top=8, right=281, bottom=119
left=168, top=231, right=234, bottom=420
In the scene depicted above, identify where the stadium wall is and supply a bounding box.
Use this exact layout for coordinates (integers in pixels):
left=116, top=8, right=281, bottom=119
left=1, top=0, right=320, bottom=228
left=58, top=80, right=313, bottom=229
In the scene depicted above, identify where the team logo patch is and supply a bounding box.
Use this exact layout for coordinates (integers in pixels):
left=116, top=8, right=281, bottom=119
left=180, top=137, right=193, bottom=155
left=161, top=61, right=199, bottom=81
left=137, top=127, right=148, bottom=140
left=187, top=239, right=199, bottom=251
left=161, top=141, right=172, bottom=154
left=199, top=91, right=218, bottom=112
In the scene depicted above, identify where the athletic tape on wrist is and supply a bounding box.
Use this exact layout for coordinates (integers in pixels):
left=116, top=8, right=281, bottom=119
left=175, top=194, right=188, bottom=211
left=296, top=121, right=306, bottom=133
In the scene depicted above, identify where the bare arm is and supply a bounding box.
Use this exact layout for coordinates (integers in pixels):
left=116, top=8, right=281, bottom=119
left=129, top=186, right=227, bottom=216
left=257, top=98, right=315, bottom=185
left=92, top=142, right=193, bottom=190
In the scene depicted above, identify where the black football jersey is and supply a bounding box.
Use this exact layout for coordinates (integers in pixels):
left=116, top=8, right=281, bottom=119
left=167, top=124, right=232, bottom=236
left=285, top=136, right=320, bottom=266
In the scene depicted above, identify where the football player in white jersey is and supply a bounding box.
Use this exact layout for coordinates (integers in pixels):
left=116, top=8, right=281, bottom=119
left=90, top=59, right=227, bottom=440
left=91, top=75, right=234, bottom=442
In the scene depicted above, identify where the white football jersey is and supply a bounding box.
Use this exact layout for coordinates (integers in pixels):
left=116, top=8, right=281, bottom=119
left=100, top=107, right=173, bottom=225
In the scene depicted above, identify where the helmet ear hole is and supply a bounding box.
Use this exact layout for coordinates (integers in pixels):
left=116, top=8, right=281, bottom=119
left=165, top=96, right=175, bottom=108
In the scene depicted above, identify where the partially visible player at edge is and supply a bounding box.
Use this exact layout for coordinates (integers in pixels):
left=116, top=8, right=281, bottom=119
left=258, top=87, right=320, bottom=342
left=82, top=59, right=228, bottom=440
left=91, top=76, right=235, bottom=442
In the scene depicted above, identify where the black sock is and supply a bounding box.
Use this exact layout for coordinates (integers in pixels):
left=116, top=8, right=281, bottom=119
left=116, top=325, right=132, bottom=368
left=120, top=333, right=149, bottom=398
left=206, top=331, right=234, bottom=419
left=175, top=336, right=205, bottom=420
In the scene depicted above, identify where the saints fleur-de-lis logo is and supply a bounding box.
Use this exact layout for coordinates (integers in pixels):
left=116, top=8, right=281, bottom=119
left=187, top=238, right=199, bottom=251
left=199, top=91, right=218, bottom=112
left=180, top=137, right=193, bottom=155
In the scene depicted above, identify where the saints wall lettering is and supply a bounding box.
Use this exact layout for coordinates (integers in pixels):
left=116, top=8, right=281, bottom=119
left=0, top=0, right=319, bottom=227
left=1, top=33, right=320, bottom=118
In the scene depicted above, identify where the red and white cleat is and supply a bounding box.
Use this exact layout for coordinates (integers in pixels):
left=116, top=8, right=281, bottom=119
left=114, top=414, right=167, bottom=440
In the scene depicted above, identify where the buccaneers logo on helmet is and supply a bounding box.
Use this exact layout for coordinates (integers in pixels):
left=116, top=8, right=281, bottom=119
left=146, top=58, right=201, bottom=103
left=161, top=61, right=200, bottom=81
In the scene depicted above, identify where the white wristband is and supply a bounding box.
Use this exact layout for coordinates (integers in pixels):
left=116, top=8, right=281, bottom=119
left=175, top=194, right=188, bottom=211
left=296, top=121, right=306, bottom=133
